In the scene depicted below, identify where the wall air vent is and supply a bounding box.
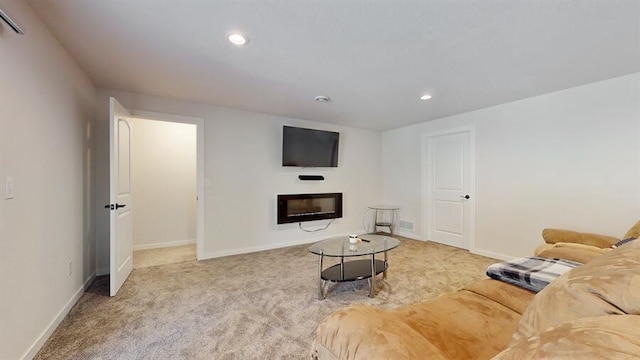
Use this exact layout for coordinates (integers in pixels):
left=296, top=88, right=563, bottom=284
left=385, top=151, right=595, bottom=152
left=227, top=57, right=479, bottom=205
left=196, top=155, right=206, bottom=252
left=399, top=220, right=414, bottom=231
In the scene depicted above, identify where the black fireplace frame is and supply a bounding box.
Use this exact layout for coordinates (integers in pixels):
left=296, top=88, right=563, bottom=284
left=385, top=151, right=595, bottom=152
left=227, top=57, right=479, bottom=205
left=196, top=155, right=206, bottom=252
left=277, top=193, right=343, bottom=224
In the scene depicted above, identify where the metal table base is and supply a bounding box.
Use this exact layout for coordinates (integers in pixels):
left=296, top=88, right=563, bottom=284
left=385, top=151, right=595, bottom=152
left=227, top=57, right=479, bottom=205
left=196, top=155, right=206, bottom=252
left=317, top=250, right=390, bottom=299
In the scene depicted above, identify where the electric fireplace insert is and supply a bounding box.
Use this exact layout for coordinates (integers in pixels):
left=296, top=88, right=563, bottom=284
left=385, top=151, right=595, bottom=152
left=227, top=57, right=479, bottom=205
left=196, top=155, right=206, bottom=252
left=277, top=193, right=343, bottom=224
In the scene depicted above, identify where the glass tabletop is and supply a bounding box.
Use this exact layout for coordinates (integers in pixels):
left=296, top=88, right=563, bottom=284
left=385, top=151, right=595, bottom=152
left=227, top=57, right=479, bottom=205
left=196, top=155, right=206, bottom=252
left=308, top=234, right=400, bottom=257
left=367, top=204, right=400, bottom=210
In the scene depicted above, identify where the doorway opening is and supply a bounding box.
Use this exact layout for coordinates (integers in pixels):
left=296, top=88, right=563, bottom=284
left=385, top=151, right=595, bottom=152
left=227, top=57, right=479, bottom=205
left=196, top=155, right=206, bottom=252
left=128, top=111, right=204, bottom=269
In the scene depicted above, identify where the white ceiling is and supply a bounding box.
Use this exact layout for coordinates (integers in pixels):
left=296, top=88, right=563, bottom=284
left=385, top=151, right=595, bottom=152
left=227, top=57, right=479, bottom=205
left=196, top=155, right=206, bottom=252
left=27, top=0, right=640, bottom=131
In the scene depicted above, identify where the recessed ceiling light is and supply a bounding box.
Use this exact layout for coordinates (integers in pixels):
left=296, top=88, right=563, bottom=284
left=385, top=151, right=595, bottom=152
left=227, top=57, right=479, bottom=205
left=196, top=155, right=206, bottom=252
left=228, top=33, right=248, bottom=46
left=315, top=95, right=330, bottom=103
left=420, top=94, right=433, bottom=100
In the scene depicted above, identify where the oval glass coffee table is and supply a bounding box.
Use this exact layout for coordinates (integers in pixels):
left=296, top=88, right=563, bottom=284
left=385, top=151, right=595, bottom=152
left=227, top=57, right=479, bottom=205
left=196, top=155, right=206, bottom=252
left=308, top=234, right=400, bottom=299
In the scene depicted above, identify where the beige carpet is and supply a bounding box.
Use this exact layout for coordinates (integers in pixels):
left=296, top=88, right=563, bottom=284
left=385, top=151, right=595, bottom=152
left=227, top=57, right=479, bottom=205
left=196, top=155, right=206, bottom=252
left=35, top=237, right=497, bottom=359
left=133, top=244, right=196, bottom=269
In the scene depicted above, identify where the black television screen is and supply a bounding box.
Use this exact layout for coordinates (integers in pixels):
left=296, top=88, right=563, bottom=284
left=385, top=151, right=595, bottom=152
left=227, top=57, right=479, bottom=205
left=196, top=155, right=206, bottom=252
left=282, top=126, right=339, bottom=167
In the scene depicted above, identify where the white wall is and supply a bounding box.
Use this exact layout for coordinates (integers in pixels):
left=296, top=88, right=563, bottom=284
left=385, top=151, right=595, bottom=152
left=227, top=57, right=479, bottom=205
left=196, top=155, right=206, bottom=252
left=0, top=2, right=96, bottom=359
left=383, top=73, right=640, bottom=259
left=93, top=90, right=382, bottom=269
left=129, top=118, right=197, bottom=249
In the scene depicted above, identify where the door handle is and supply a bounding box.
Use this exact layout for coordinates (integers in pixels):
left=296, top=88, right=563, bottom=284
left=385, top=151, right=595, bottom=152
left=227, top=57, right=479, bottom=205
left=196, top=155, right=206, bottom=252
left=104, top=203, right=126, bottom=210
left=460, top=195, right=470, bottom=199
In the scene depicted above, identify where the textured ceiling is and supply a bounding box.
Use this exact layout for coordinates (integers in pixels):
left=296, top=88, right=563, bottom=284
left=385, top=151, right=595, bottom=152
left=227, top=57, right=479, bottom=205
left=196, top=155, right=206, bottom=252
left=27, top=0, right=640, bottom=131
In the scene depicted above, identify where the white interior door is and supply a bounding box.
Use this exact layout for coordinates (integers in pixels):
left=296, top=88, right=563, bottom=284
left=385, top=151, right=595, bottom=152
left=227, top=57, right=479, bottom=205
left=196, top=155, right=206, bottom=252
left=425, top=130, right=473, bottom=249
left=109, top=97, right=133, bottom=296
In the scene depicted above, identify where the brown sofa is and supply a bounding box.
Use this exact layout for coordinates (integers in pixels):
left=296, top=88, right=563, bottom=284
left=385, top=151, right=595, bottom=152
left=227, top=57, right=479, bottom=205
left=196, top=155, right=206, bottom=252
left=312, top=225, right=640, bottom=359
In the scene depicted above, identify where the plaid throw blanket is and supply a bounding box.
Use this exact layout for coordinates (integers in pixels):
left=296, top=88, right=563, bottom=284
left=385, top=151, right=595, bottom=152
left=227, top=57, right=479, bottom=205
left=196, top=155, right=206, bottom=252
left=486, top=256, right=582, bottom=293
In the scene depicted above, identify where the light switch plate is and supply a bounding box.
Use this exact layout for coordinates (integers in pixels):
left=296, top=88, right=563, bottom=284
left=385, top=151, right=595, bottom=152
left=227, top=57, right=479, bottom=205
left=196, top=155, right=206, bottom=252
left=5, top=177, right=15, bottom=199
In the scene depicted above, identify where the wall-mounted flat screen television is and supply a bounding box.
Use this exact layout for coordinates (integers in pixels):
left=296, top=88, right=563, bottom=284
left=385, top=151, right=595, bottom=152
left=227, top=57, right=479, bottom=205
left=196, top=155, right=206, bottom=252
left=282, top=126, right=339, bottom=167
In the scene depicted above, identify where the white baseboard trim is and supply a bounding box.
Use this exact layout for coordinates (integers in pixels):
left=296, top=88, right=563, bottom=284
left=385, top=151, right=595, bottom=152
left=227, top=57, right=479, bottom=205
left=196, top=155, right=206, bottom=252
left=471, top=248, right=514, bottom=261
left=133, top=239, right=196, bottom=251
left=198, top=231, right=365, bottom=261
left=397, top=233, right=514, bottom=261
left=22, top=272, right=96, bottom=360
left=394, top=230, right=423, bottom=241
left=199, top=240, right=313, bottom=260
left=84, top=273, right=97, bottom=290
left=198, top=239, right=312, bottom=260
left=198, top=231, right=512, bottom=263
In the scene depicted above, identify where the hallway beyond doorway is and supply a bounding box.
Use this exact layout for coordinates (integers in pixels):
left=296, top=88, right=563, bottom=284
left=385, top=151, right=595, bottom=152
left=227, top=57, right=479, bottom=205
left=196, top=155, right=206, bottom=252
left=133, top=244, right=196, bottom=269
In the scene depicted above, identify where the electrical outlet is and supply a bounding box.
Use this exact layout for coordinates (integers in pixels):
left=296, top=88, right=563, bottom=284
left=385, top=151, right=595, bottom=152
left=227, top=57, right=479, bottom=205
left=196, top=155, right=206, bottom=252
left=68, top=260, right=72, bottom=276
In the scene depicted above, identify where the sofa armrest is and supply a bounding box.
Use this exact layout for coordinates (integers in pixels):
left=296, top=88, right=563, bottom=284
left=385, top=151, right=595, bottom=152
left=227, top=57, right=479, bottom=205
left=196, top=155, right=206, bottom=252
left=312, top=305, right=447, bottom=360
left=541, top=228, right=618, bottom=248
left=493, top=315, right=640, bottom=359
left=535, top=242, right=610, bottom=264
